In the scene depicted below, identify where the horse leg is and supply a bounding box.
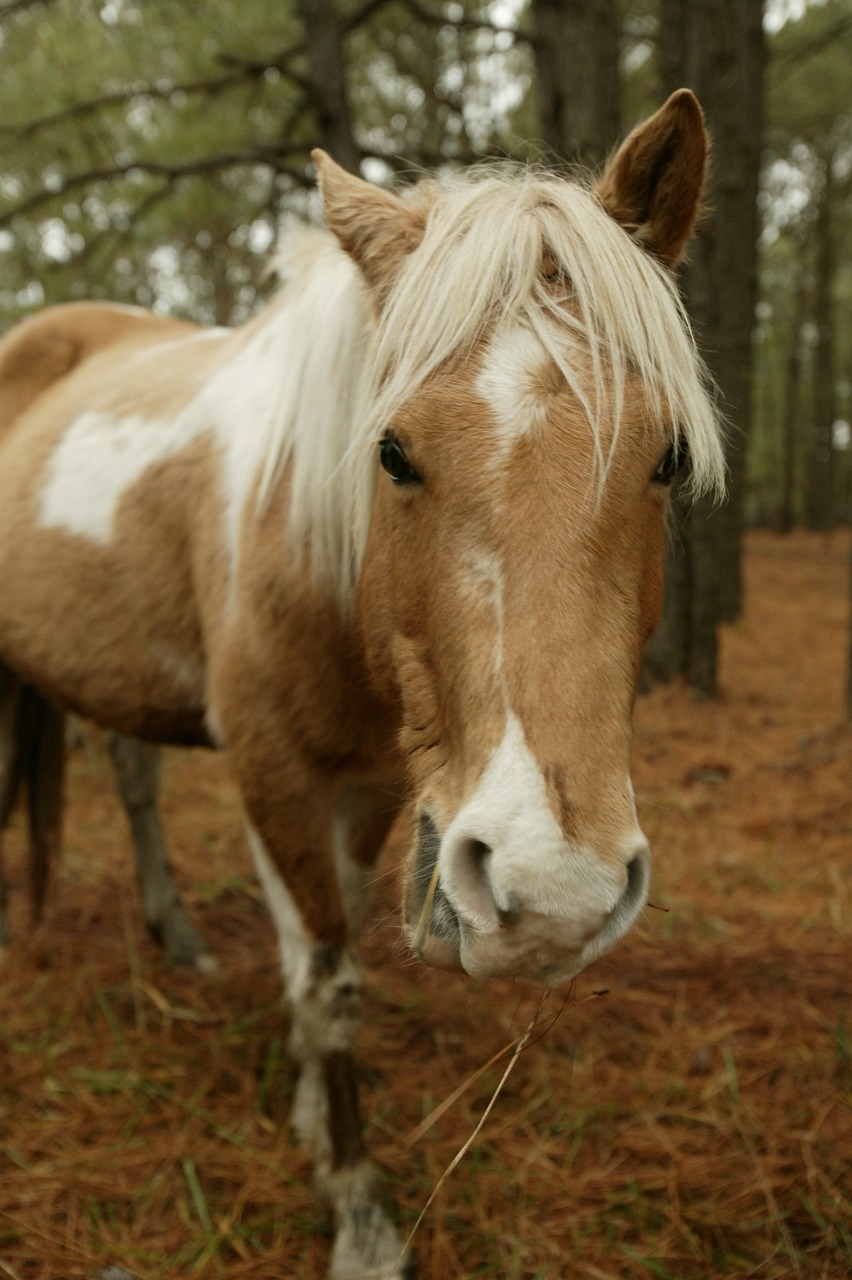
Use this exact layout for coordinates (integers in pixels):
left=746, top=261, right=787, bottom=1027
left=242, top=777, right=410, bottom=1280
left=331, top=782, right=401, bottom=937
left=107, top=735, right=216, bottom=972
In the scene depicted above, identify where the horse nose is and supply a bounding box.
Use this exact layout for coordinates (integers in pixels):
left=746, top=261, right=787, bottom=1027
left=431, top=821, right=650, bottom=984
left=441, top=821, right=616, bottom=943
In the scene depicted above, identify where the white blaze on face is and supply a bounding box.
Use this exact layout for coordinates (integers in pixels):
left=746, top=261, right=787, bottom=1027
left=456, top=546, right=507, bottom=685
left=440, top=711, right=626, bottom=932
left=476, top=323, right=552, bottom=459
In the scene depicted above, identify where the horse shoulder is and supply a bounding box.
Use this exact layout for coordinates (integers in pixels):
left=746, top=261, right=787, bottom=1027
left=0, top=303, right=194, bottom=441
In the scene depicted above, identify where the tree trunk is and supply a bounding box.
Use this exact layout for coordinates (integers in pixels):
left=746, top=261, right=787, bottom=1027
left=299, top=0, right=361, bottom=174
left=847, top=533, right=852, bottom=722
left=649, top=0, right=765, bottom=694
left=804, top=159, right=836, bottom=531
left=778, top=273, right=808, bottom=533
left=643, top=478, right=692, bottom=683
left=531, top=0, right=621, bottom=169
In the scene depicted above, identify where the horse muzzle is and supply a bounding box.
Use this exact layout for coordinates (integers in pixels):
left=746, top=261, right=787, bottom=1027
left=407, top=811, right=650, bottom=987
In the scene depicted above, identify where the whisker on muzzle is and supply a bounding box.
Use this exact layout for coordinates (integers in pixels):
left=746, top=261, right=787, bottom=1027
left=412, top=855, right=442, bottom=951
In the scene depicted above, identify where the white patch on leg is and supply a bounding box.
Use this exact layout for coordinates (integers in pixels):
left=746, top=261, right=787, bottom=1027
left=246, top=825, right=314, bottom=1004
left=247, top=825, right=363, bottom=1055
left=324, top=1162, right=409, bottom=1280
left=290, top=1056, right=327, bottom=1151
left=247, top=830, right=403, bottom=1276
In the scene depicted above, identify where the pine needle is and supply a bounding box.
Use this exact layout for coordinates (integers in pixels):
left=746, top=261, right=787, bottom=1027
left=397, top=992, right=549, bottom=1264
left=412, top=855, right=442, bottom=951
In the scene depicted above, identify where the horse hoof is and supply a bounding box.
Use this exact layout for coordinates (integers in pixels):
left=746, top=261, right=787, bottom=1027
left=328, top=1260, right=413, bottom=1280
left=327, top=1200, right=413, bottom=1280
left=152, top=912, right=217, bottom=972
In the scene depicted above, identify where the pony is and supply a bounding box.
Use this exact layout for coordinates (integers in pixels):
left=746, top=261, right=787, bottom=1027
left=0, top=90, right=724, bottom=1278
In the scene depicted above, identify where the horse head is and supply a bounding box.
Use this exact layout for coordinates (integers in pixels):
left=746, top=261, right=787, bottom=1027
left=316, top=91, right=723, bottom=987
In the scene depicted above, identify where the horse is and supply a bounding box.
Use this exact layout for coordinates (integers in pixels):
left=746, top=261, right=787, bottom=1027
left=0, top=90, right=724, bottom=1278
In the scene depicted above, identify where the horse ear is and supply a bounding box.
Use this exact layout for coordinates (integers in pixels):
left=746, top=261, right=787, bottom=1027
left=596, top=89, right=708, bottom=269
left=312, top=150, right=427, bottom=297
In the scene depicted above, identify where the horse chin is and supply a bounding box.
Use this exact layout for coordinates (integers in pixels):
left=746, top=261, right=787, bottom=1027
left=457, top=924, right=586, bottom=988
left=414, top=919, right=586, bottom=987
left=415, top=932, right=465, bottom=973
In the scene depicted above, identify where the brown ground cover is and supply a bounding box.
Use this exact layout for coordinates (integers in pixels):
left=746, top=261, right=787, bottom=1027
left=0, top=530, right=850, bottom=1280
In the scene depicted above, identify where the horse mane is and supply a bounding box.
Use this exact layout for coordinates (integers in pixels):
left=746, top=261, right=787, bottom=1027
left=255, top=168, right=725, bottom=604
left=250, top=228, right=371, bottom=590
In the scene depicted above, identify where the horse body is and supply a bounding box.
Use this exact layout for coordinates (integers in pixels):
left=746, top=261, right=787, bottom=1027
left=0, top=304, right=210, bottom=739
left=0, top=271, right=410, bottom=1273
left=0, top=91, right=724, bottom=1277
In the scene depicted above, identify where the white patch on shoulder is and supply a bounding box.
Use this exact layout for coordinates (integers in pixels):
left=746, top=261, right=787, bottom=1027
left=39, top=410, right=210, bottom=544
left=476, top=324, right=551, bottom=457
left=440, top=711, right=624, bottom=930
left=37, top=324, right=275, bottom=559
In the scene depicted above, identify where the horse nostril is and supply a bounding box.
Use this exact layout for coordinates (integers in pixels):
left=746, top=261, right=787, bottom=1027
left=612, top=845, right=650, bottom=926
left=442, top=833, right=500, bottom=928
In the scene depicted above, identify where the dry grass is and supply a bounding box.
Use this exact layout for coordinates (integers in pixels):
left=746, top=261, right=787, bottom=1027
left=1, top=530, right=850, bottom=1279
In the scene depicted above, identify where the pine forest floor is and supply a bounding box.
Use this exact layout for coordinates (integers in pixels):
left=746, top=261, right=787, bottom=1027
left=0, top=530, right=850, bottom=1280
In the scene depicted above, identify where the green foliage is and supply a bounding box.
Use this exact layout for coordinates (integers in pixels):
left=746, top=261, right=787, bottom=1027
left=0, top=0, right=850, bottom=532
left=750, top=0, right=852, bottom=527
left=0, top=0, right=533, bottom=323
left=0, top=0, right=312, bottom=320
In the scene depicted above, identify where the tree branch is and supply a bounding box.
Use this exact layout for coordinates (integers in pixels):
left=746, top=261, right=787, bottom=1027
left=0, top=0, right=61, bottom=19
left=400, top=0, right=533, bottom=42
left=1, top=48, right=307, bottom=143
left=0, top=146, right=313, bottom=227
left=773, top=13, right=852, bottom=64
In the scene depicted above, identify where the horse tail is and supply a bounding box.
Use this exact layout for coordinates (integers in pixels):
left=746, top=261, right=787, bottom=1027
left=0, top=662, right=65, bottom=921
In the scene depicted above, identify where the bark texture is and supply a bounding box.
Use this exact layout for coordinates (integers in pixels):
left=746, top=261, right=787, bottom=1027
left=805, top=160, right=837, bottom=531
left=647, top=0, right=766, bottom=694
left=531, top=0, right=621, bottom=169
left=299, top=0, right=360, bottom=174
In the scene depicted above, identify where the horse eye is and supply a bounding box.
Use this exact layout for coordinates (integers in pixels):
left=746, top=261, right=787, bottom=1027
left=379, top=433, right=421, bottom=485
left=652, top=440, right=689, bottom=487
